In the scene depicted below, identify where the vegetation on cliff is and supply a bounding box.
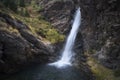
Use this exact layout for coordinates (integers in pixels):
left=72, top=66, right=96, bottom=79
left=0, top=0, right=120, bottom=80
left=0, top=0, right=65, bottom=74
left=0, top=0, right=65, bottom=44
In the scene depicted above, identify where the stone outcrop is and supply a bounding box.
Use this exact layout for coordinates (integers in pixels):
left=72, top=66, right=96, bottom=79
left=78, top=0, right=120, bottom=69
left=0, top=12, right=53, bottom=73
left=39, top=0, right=75, bottom=33
left=40, top=0, right=120, bottom=70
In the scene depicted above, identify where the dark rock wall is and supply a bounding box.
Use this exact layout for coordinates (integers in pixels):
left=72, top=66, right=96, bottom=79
left=78, top=0, right=120, bottom=69
left=0, top=0, right=120, bottom=75
left=0, top=12, right=53, bottom=73
left=40, top=0, right=120, bottom=69
left=40, top=0, right=75, bottom=34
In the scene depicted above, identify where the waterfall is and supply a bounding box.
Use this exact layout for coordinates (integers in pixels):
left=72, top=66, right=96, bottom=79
left=49, top=7, right=81, bottom=68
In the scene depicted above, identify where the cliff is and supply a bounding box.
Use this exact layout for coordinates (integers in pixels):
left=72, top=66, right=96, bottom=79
left=79, top=0, right=120, bottom=69
left=0, top=0, right=63, bottom=74
left=0, top=0, right=120, bottom=80
left=40, top=0, right=120, bottom=79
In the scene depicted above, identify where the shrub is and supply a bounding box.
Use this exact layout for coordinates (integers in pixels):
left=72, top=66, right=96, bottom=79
left=1, top=0, right=26, bottom=12
left=46, top=29, right=65, bottom=43
left=19, top=0, right=25, bottom=7
left=18, top=8, right=30, bottom=17
left=114, top=69, right=120, bottom=77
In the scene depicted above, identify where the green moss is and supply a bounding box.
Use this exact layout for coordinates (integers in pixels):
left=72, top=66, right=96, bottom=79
left=114, top=69, right=120, bottom=77
left=87, top=57, right=120, bottom=80
left=18, top=8, right=30, bottom=17
left=46, top=29, right=65, bottom=43
left=13, top=12, right=65, bottom=43
left=0, top=0, right=65, bottom=44
left=0, top=20, right=19, bottom=34
left=88, top=49, right=96, bottom=54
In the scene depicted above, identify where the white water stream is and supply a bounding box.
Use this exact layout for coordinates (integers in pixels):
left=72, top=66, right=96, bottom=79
left=49, top=8, right=81, bottom=68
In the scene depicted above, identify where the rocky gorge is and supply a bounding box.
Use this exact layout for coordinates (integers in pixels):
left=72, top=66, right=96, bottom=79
left=39, top=0, right=120, bottom=79
left=0, top=0, right=120, bottom=80
left=0, top=11, right=54, bottom=74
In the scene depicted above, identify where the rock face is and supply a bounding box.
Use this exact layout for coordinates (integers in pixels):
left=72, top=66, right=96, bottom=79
left=39, top=0, right=95, bottom=79
left=40, top=0, right=120, bottom=70
left=39, top=0, right=85, bottom=62
left=78, top=0, right=120, bottom=69
left=0, top=12, right=53, bottom=73
left=0, top=0, right=119, bottom=78
left=39, top=0, right=75, bottom=33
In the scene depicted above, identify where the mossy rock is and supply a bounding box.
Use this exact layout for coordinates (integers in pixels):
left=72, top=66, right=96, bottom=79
left=114, top=69, right=120, bottom=77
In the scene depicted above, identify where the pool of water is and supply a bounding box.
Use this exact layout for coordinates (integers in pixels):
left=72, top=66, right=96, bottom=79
left=1, top=65, right=90, bottom=80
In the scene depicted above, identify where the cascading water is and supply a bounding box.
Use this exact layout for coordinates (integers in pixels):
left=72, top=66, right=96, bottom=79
left=49, top=7, right=81, bottom=68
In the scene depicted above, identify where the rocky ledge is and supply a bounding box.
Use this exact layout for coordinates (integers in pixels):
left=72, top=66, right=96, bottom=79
left=0, top=12, right=54, bottom=74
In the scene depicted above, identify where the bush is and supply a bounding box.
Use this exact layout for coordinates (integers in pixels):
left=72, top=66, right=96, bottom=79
left=19, top=0, right=25, bottom=7
left=1, top=0, right=26, bottom=12
left=1, top=0, right=18, bottom=12
left=46, top=29, right=65, bottom=43
left=114, top=69, right=120, bottom=77
left=18, top=8, right=30, bottom=17
left=24, top=9, right=30, bottom=17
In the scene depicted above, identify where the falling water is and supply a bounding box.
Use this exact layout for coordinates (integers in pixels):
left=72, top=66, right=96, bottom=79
left=49, top=7, right=81, bottom=68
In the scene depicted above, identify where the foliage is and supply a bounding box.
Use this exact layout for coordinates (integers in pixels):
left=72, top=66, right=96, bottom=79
left=0, top=20, right=19, bottom=34
left=0, top=0, right=26, bottom=12
left=1, top=0, right=18, bottom=12
left=19, top=0, right=25, bottom=7
left=89, top=49, right=96, bottom=54
left=87, top=57, right=120, bottom=80
left=10, top=10, right=64, bottom=43
left=45, top=29, right=65, bottom=43
left=114, top=69, right=120, bottom=77
left=18, top=8, right=30, bottom=17
left=0, top=0, right=65, bottom=44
